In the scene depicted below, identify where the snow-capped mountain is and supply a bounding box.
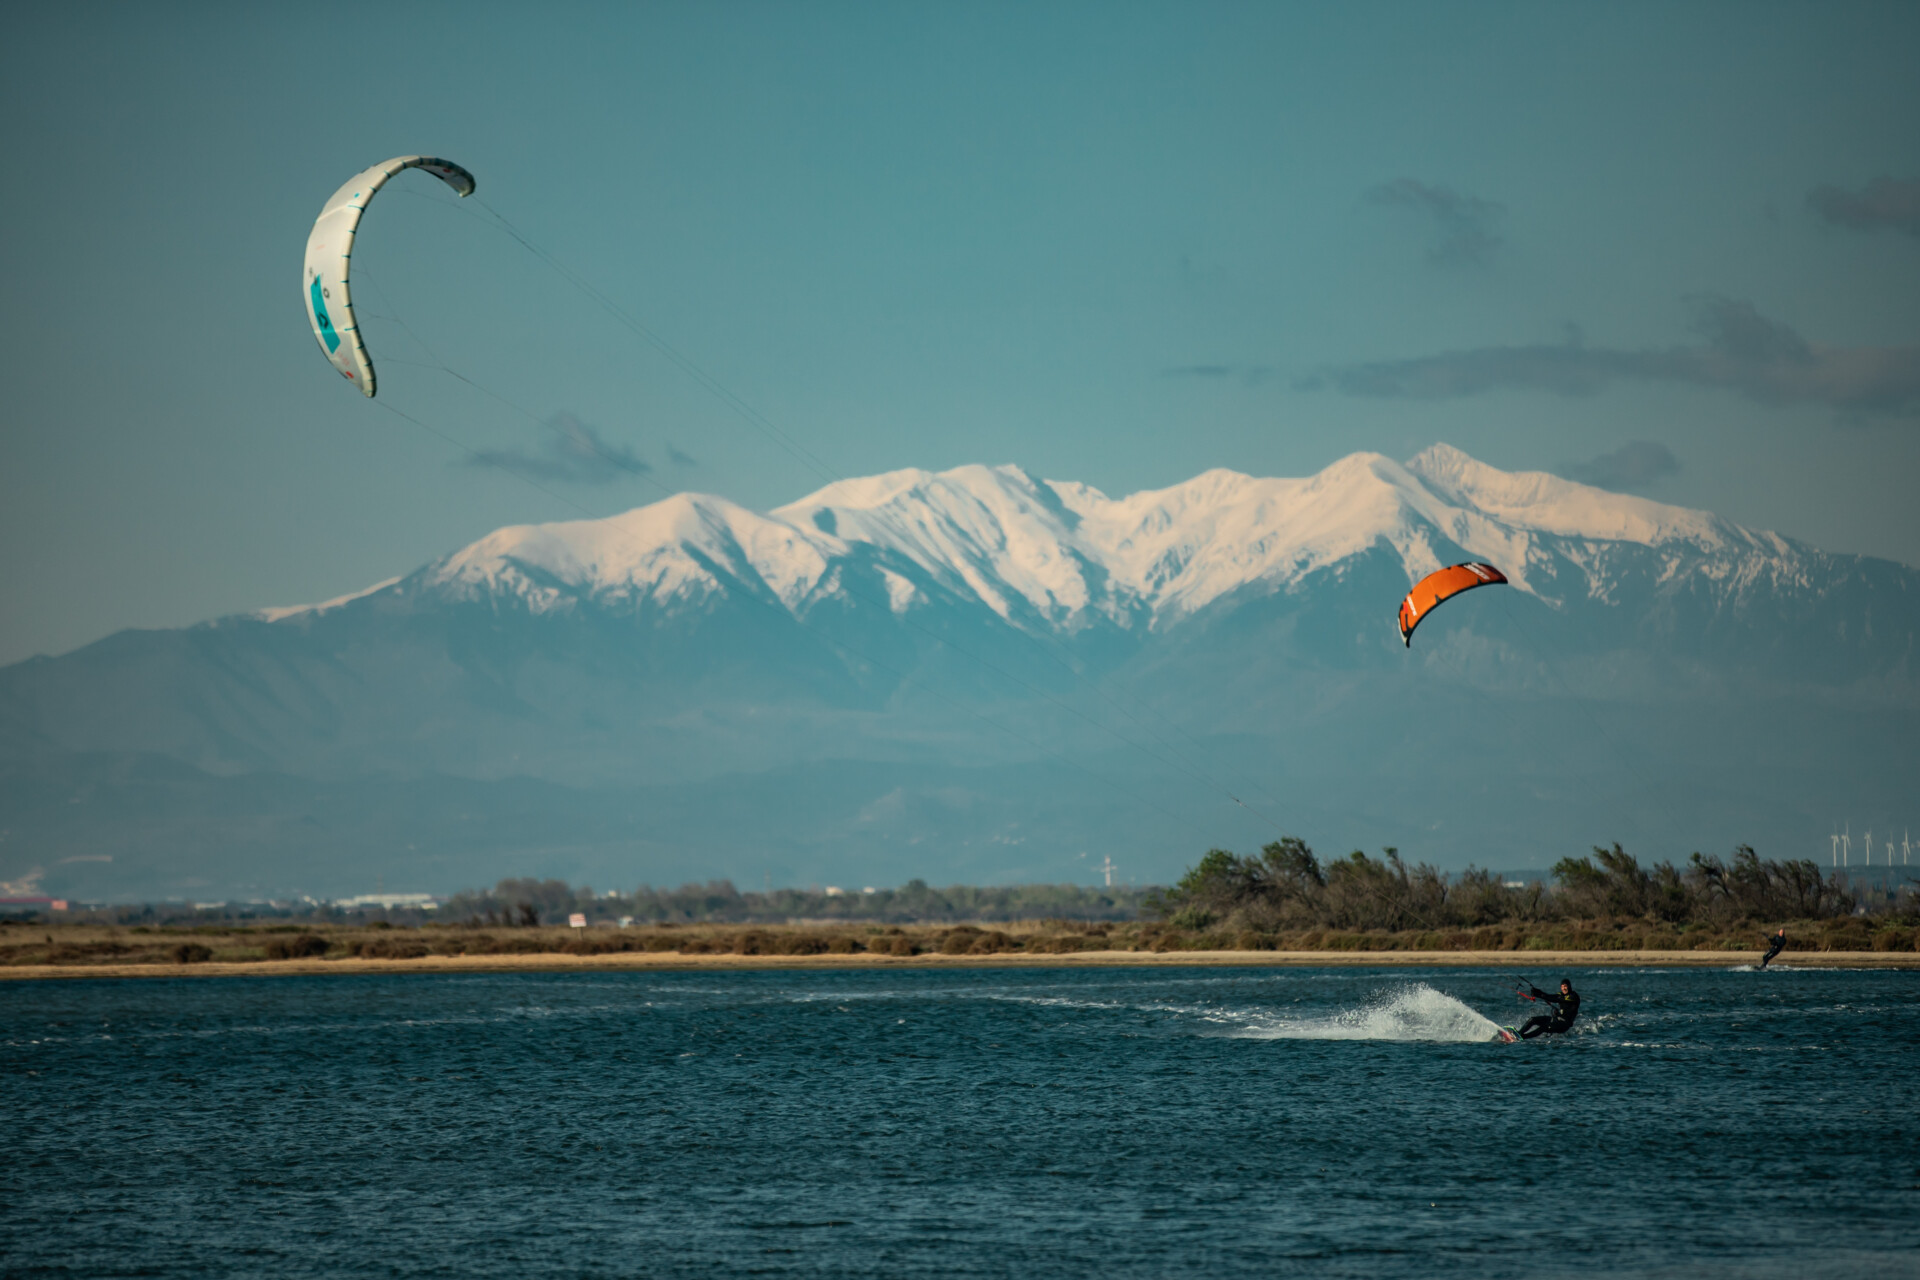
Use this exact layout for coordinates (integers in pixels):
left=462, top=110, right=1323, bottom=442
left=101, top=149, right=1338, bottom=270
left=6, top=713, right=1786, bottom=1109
left=3, top=445, right=1913, bottom=901
left=290, top=444, right=1834, bottom=645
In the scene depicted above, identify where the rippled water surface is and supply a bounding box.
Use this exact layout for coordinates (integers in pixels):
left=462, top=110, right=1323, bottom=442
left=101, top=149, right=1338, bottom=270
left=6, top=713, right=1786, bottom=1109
left=6, top=966, right=1918, bottom=1277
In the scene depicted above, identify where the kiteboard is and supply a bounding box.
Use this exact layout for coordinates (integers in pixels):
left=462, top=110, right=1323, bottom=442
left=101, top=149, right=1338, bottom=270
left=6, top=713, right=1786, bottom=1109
left=1495, top=1026, right=1519, bottom=1044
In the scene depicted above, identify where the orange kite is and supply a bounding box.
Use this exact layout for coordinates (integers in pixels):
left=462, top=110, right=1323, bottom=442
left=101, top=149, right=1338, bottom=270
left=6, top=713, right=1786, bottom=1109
left=1397, top=563, right=1509, bottom=646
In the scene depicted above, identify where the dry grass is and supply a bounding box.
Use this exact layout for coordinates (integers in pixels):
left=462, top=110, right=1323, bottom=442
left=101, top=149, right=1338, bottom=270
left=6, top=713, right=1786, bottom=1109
left=2, top=915, right=1914, bottom=972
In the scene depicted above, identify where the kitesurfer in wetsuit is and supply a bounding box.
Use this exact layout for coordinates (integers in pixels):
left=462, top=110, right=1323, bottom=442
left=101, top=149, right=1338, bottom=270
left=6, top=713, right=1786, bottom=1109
left=1760, top=927, right=1787, bottom=969
left=1518, top=979, right=1579, bottom=1039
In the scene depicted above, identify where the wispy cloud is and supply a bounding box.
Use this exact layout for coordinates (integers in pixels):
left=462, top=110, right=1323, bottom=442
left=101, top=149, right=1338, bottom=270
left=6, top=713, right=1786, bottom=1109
left=1160, top=363, right=1273, bottom=385
left=1298, top=297, right=1920, bottom=416
left=1366, top=178, right=1506, bottom=264
left=1808, top=176, right=1920, bottom=238
left=667, top=444, right=698, bottom=468
left=1, top=867, right=44, bottom=896
left=466, top=412, right=653, bottom=485
left=1555, top=441, right=1680, bottom=492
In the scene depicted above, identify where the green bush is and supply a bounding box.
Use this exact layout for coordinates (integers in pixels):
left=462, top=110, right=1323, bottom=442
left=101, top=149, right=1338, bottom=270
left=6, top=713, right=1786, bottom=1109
left=170, top=943, right=212, bottom=964
left=262, top=934, right=330, bottom=960
left=940, top=928, right=980, bottom=955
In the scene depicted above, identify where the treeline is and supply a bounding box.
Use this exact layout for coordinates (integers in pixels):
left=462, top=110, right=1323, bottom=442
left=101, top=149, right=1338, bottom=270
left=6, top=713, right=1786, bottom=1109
left=1153, top=838, right=1868, bottom=932
left=441, top=877, right=1152, bottom=927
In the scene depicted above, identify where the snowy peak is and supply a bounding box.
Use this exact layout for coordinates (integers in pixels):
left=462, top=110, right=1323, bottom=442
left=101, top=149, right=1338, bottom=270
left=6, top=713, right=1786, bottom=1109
left=429, top=491, right=840, bottom=614
left=775, top=464, right=1104, bottom=623
left=1404, top=443, right=1727, bottom=547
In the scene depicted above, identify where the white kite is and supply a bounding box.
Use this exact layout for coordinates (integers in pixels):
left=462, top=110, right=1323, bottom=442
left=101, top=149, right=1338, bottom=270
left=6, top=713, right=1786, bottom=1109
left=301, top=156, right=475, bottom=396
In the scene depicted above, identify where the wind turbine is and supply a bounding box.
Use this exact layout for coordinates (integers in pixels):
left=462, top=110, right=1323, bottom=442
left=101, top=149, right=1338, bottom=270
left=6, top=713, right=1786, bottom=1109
left=1842, top=825, right=1851, bottom=868
left=1830, top=831, right=1841, bottom=868
left=1098, top=855, right=1117, bottom=888
left=1867, top=829, right=1875, bottom=867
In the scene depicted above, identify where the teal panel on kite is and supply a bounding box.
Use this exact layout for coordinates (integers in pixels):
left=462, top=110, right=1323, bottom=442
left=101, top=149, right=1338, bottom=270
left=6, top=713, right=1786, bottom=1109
left=301, top=156, right=475, bottom=397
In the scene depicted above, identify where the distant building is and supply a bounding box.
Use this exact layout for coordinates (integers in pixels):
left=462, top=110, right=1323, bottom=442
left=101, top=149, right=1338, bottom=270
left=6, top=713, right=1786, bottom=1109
left=0, top=896, right=66, bottom=914
left=332, top=893, right=440, bottom=911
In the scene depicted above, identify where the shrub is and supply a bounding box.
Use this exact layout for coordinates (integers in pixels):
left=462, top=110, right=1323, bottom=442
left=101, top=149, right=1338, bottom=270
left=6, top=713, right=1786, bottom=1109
left=170, top=943, right=213, bottom=964
left=355, top=938, right=429, bottom=959
left=940, top=928, right=981, bottom=955
left=1821, top=925, right=1872, bottom=952
left=262, top=934, right=330, bottom=960
left=563, top=936, right=638, bottom=956
left=826, top=936, right=862, bottom=955
left=886, top=935, right=917, bottom=956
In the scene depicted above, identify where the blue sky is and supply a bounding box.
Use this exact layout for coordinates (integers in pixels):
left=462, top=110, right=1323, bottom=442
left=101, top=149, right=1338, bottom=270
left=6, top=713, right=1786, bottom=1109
left=3, top=1, right=1917, bottom=666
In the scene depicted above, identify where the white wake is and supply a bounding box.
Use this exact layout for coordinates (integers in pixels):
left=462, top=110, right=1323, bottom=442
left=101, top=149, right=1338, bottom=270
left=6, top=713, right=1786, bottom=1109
left=1232, top=983, right=1502, bottom=1043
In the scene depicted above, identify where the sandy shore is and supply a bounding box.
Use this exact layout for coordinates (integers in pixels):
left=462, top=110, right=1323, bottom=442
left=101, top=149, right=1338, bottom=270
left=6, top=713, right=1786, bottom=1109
left=4, top=948, right=1916, bottom=980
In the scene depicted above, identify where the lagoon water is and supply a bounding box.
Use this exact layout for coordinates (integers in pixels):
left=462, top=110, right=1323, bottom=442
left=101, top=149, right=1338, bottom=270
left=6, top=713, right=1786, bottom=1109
left=5, top=966, right=1918, bottom=1278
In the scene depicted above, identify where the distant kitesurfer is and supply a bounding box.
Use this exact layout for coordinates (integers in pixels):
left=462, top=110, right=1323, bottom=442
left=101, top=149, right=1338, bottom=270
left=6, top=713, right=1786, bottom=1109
left=1518, top=979, right=1580, bottom=1039
left=1760, top=927, right=1787, bottom=969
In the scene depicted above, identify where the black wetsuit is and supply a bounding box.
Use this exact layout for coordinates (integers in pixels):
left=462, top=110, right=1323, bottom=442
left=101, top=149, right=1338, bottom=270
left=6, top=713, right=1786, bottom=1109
left=1761, top=933, right=1786, bottom=968
left=1519, top=986, right=1579, bottom=1039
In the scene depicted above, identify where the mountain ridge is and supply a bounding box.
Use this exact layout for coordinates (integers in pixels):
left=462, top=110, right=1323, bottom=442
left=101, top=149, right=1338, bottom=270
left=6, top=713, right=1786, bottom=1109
left=3, top=444, right=1911, bottom=900
left=253, top=443, right=1844, bottom=639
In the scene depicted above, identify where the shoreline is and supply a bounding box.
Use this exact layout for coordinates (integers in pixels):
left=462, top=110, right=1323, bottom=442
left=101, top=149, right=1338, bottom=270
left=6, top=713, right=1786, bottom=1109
left=4, top=948, right=1917, bottom=981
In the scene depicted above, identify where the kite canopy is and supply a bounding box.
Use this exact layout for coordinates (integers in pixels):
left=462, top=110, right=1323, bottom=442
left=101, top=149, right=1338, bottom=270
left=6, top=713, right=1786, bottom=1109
left=1397, top=563, right=1509, bottom=646
left=302, top=156, right=476, bottom=397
